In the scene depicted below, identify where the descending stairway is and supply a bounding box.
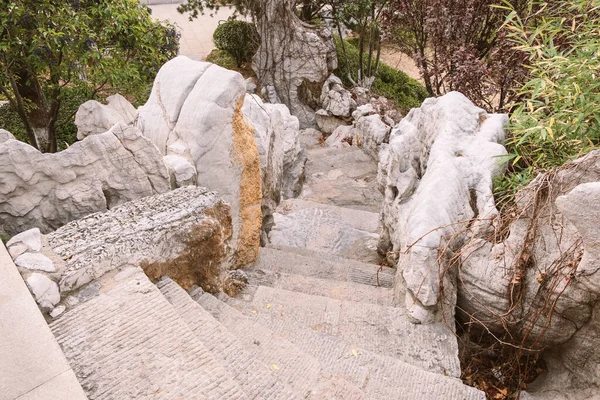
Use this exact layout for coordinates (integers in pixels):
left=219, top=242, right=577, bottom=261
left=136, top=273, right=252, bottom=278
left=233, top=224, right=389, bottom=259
left=48, top=144, right=486, bottom=399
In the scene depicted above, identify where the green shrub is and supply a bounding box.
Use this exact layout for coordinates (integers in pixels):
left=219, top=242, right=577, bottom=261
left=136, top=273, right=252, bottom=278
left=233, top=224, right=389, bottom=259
left=335, top=37, right=428, bottom=113
left=206, top=49, right=238, bottom=71
left=213, top=20, right=259, bottom=67
left=494, top=0, right=600, bottom=203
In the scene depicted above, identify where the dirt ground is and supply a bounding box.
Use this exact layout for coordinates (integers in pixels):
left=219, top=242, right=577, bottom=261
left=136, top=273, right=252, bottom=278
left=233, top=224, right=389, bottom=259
left=379, top=45, right=423, bottom=83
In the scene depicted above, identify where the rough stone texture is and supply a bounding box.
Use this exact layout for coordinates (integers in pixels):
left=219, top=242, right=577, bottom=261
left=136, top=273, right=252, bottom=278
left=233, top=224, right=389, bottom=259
left=377, top=92, right=508, bottom=323
left=253, top=0, right=337, bottom=128
left=320, top=75, right=356, bottom=118
left=26, top=273, right=60, bottom=309
left=315, top=109, right=347, bottom=134
left=0, top=129, right=15, bottom=143
left=39, top=186, right=233, bottom=297
left=299, top=146, right=383, bottom=212
left=6, top=228, right=42, bottom=252
left=50, top=268, right=247, bottom=400
left=325, top=125, right=355, bottom=148
left=207, top=293, right=485, bottom=399
left=299, top=128, right=323, bottom=149
left=268, top=199, right=380, bottom=264
left=75, top=94, right=138, bottom=140
left=163, top=154, right=197, bottom=188
left=457, top=152, right=600, bottom=394
left=158, top=277, right=298, bottom=399
left=14, top=252, right=55, bottom=272
left=136, top=56, right=262, bottom=267
left=354, top=114, right=391, bottom=158
left=0, top=123, right=170, bottom=237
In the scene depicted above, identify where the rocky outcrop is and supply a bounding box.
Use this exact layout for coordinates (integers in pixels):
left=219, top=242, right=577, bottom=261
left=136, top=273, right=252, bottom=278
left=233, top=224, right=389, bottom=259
left=5, top=187, right=233, bottom=312
left=253, top=0, right=337, bottom=128
left=315, top=75, right=356, bottom=134
left=136, top=56, right=262, bottom=267
left=0, top=124, right=170, bottom=237
left=377, top=92, right=508, bottom=323
left=75, top=94, right=138, bottom=140
left=457, top=151, right=600, bottom=392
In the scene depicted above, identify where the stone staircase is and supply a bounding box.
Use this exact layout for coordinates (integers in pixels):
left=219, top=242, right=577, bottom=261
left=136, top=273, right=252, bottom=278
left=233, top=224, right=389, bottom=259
left=47, top=144, right=486, bottom=399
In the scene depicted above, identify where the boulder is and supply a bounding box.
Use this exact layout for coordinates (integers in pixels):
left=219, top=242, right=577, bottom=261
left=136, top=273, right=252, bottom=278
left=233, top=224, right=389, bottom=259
left=75, top=94, right=138, bottom=140
left=457, top=151, right=600, bottom=392
left=163, top=155, right=197, bottom=188
left=299, top=128, right=323, bottom=148
left=354, top=114, right=391, bottom=158
left=0, top=123, right=170, bottom=237
left=14, top=253, right=55, bottom=272
left=26, top=273, right=60, bottom=310
left=316, top=109, right=348, bottom=134
left=326, top=125, right=355, bottom=148
left=0, top=129, right=15, bottom=144
left=32, top=186, right=234, bottom=297
left=377, top=92, right=508, bottom=323
left=320, top=75, right=356, bottom=118
left=253, top=0, right=337, bottom=128
left=136, top=56, right=262, bottom=267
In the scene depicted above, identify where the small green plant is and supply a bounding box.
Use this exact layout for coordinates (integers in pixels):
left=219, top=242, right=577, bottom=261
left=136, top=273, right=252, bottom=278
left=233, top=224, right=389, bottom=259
left=495, top=0, right=600, bottom=204
left=335, top=37, right=428, bottom=113
left=213, top=20, right=259, bottom=67
left=206, top=49, right=239, bottom=71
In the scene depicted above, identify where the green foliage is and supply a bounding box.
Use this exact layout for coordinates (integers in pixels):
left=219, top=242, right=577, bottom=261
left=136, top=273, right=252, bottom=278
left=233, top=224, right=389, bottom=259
left=335, top=37, right=428, bottom=112
left=213, top=20, right=259, bottom=67
left=494, top=0, right=600, bottom=202
left=206, top=49, right=238, bottom=71
left=0, top=0, right=180, bottom=152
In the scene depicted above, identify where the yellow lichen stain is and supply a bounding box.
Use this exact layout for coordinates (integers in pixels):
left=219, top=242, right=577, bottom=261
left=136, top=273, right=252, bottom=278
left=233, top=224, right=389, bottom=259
left=231, top=96, right=263, bottom=268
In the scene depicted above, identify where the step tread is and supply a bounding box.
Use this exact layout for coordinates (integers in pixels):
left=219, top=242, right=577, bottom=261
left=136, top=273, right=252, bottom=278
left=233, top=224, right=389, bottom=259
left=157, top=278, right=298, bottom=400
left=49, top=268, right=247, bottom=400
left=255, top=247, right=394, bottom=288
left=269, top=200, right=381, bottom=264
left=247, top=286, right=460, bottom=378
left=192, top=288, right=365, bottom=399
left=243, top=269, right=394, bottom=306
left=224, top=295, right=485, bottom=400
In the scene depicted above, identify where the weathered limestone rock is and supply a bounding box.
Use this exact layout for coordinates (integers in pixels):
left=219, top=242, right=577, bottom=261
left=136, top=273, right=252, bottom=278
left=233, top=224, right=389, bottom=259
left=0, top=123, right=170, bottom=237
left=0, top=129, right=15, bottom=143
left=6, top=228, right=42, bottom=252
left=75, top=94, right=138, bottom=140
left=326, top=125, right=355, bottom=148
left=377, top=92, right=507, bottom=323
left=136, top=56, right=262, bottom=267
left=31, top=186, right=233, bottom=298
left=253, top=0, right=337, bottom=128
left=163, top=155, right=197, bottom=188
left=354, top=114, right=391, bottom=158
left=299, top=128, right=323, bottom=148
left=457, top=151, right=600, bottom=393
left=14, top=253, right=55, bottom=272
left=26, top=273, right=60, bottom=309
left=316, top=109, right=348, bottom=134
left=320, top=75, right=356, bottom=118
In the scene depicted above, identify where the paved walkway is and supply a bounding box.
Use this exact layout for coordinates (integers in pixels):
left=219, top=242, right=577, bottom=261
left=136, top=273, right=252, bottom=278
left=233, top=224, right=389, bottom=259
left=0, top=244, right=87, bottom=400
left=149, top=3, right=237, bottom=60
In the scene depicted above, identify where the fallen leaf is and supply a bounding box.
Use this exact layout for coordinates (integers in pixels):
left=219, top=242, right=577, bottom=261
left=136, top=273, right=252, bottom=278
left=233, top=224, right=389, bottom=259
left=352, top=349, right=359, bottom=357
left=272, top=364, right=279, bottom=371
left=266, top=303, right=271, bottom=309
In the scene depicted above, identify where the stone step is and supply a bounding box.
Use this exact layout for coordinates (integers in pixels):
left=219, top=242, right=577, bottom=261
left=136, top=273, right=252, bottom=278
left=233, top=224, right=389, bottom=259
left=257, top=246, right=394, bottom=288
left=300, top=146, right=382, bottom=212
left=269, top=199, right=381, bottom=264
left=223, top=295, right=485, bottom=400
left=156, top=277, right=298, bottom=400
left=191, top=288, right=365, bottom=399
left=243, top=269, right=394, bottom=306
left=246, top=286, right=460, bottom=378
left=49, top=268, right=247, bottom=400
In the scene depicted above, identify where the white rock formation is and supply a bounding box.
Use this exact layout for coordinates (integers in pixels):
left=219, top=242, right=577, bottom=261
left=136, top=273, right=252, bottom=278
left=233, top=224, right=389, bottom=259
left=325, top=125, right=355, bottom=148
left=26, top=273, right=60, bottom=309
left=456, top=151, right=600, bottom=394
left=75, top=94, right=138, bottom=140
left=6, top=228, right=42, bottom=252
left=0, top=123, right=170, bottom=236
left=16, top=186, right=234, bottom=298
left=354, top=114, right=391, bottom=158
left=315, top=109, right=348, bottom=134
left=14, top=253, right=55, bottom=272
left=0, top=129, right=15, bottom=143
left=136, top=56, right=262, bottom=267
left=377, top=92, right=508, bottom=323
left=163, top=155, right=197, bottom=188
left=320, top=75, right=356, bottom=118
left=253, top=0, right=337, bottom=128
